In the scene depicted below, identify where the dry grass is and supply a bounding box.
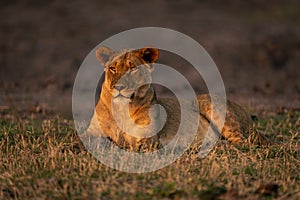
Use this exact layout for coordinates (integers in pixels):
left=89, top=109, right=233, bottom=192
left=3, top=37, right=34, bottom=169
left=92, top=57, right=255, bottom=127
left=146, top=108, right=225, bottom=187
left=0, top=109, right=299, bottom=200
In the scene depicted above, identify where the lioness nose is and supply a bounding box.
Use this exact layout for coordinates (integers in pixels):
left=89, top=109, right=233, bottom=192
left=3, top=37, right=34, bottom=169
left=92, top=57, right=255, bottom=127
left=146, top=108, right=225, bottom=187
left=114, top=84, right=126, bottom=91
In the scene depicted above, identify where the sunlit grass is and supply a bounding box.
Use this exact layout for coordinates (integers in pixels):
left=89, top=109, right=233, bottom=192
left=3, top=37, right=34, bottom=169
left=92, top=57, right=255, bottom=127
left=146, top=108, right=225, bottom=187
left=0, top=110, right=299, bottom=199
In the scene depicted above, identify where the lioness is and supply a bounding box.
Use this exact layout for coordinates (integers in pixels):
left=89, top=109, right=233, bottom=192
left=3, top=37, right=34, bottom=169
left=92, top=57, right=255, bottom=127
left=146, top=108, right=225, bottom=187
left=85, top=47, right=269, bottom=152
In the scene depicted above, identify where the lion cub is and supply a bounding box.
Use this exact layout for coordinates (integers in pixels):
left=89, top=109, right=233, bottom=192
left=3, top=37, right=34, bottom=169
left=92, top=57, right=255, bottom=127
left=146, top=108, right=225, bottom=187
left=85, top=47, right=269, bottom=152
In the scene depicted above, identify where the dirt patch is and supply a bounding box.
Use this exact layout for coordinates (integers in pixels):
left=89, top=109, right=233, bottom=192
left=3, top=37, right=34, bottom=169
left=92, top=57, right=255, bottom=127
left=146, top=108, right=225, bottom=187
left=0, top=0, right=299, bottom=117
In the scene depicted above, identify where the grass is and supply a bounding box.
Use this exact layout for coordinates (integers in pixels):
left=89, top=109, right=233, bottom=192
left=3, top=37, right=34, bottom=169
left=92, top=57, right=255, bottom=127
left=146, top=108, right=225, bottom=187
left=0, top=109, right=299, bottom=199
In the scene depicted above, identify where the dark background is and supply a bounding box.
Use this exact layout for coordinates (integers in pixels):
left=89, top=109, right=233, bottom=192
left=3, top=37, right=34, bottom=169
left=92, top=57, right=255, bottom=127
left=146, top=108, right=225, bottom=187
left=1, top=0, right=299, bottom=117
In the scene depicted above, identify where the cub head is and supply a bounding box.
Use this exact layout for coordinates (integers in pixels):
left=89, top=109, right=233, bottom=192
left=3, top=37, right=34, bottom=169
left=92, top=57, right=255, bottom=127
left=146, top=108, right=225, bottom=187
left=96, top=46, right=159, bottom=103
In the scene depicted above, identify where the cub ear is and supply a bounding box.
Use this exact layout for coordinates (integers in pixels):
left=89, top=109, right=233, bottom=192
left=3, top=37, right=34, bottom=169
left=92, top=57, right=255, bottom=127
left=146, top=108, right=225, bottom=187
left=139, top=47, right=159, bottom=63
left=95, top=46, right=115, bottom=66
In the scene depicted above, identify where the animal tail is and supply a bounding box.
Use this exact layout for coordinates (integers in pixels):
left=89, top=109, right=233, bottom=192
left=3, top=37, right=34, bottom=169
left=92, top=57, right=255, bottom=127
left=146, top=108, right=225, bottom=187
left=247, top=129, right=277, bottom=145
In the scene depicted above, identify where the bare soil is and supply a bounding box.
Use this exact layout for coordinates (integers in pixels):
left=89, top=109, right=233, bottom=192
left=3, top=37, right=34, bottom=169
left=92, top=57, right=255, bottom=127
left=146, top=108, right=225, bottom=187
left=0, top=0, right=299, bottom=116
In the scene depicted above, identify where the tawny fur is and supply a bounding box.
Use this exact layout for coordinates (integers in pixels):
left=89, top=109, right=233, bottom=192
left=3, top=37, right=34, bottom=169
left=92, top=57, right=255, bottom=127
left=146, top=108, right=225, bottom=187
left=85, top=47, right=270, bottom=152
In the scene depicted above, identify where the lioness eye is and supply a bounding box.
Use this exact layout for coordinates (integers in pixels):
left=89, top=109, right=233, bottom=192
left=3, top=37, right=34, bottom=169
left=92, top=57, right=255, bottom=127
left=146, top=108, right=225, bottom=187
left=109, top=67, right=116, bottom=73
left=127, top=61, right=132, bottom=67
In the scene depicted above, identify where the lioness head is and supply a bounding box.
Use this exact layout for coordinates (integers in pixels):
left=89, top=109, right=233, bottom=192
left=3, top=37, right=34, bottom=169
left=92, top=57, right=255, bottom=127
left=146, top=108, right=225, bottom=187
left=96, top=46, right=159, bottom=104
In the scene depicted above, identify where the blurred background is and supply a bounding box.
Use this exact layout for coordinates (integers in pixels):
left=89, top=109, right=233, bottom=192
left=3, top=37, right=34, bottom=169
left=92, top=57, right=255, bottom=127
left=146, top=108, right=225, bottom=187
left=0, top=0, right=299, bottom=118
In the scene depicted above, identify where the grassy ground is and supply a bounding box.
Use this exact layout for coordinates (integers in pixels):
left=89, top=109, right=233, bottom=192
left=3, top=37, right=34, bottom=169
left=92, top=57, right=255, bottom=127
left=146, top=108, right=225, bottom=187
left=0, top=109, right=299, bottom=200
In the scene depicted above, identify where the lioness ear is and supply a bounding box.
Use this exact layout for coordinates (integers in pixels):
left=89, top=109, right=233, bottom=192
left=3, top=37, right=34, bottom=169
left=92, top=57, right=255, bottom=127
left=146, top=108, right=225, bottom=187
left=95, top=46, right=115, bottom=66
left=139, top=47, right=159, bottom=63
